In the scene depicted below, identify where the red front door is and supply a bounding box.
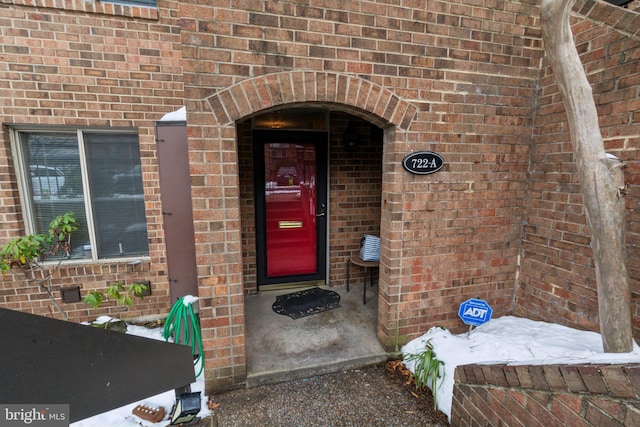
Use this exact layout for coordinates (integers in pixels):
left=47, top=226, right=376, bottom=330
left=254, top=130, right=327, bottom=287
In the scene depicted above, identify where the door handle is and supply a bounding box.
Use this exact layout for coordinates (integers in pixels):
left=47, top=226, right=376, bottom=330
left=315, top=212, right=325, bottom=217
left=316, top=203, right=326, bottom=217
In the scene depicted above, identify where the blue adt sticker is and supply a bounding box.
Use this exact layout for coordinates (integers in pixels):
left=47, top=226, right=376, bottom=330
left=458, top=298, right=493, bottom=326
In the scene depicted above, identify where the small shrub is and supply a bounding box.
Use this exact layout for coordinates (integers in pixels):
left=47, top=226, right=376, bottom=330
left=404, top=339, right=444, bottom=410
left=0, top=212, right=78, bottom=320
left=84, top=281, right=148, bottom=325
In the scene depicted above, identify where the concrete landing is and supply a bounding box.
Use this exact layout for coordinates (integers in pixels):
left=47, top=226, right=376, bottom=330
left=245, top=283, right=388, bottom=387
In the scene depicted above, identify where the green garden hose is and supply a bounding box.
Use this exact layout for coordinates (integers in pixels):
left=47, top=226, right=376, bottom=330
left=163, top=295, right=204, bottom=378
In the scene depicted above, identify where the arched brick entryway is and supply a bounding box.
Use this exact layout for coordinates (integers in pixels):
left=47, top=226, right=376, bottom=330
left=190, top=71, right=418, bottom=391
left=205, top=71, right=417, bottom=128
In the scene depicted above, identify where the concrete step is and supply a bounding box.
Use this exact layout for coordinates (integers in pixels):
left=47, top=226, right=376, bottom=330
left=246, top=353, right=389, bottom=388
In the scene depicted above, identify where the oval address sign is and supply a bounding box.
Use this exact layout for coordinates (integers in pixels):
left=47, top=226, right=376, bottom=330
left=402, top=151, right=444, bottom=175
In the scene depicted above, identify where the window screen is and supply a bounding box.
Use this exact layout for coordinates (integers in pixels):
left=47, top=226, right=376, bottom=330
left=17, top=130, right=149, bottom=261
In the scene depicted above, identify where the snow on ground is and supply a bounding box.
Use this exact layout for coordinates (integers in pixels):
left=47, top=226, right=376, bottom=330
left=70, top=323, right=210, bottom=427
left=402, top=316, right=640, bottom=420
left=70, top=316, right=640, bottom=425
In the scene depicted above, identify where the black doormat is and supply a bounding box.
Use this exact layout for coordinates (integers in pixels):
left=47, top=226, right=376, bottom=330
left=272, top=287, right=341, bottom=319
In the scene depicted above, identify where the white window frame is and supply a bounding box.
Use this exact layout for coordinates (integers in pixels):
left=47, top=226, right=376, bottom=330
left=10, top=126, right=150, bottom=263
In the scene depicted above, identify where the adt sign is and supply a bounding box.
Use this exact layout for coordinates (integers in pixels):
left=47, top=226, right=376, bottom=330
left=458, top=298, right=493, bottom=326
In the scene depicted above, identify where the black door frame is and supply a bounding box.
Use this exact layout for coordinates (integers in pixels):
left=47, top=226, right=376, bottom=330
left=252, top=129, right=328, bottom=288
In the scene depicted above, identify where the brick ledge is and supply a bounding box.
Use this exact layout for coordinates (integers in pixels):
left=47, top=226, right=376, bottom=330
left=452, top=363, right=640, bottom=426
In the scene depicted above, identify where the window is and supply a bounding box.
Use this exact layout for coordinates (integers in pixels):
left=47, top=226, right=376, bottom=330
left=102, top=0, right=157, bottom=7
left=12, top=129, right=149, bottom=261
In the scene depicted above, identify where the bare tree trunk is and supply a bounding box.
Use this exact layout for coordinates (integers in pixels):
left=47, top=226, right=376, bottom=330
left=540, top=0, right=633, bottom=352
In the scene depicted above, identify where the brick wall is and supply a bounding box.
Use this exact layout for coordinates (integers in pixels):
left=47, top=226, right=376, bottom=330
left=179, top=0, right=543, bottom=390
left=327, top=113, right=383, bottom=287
left=518, top=0, right=640, bottom=341
left=3, top=0, right=639, bottom=399
left=452, top=363, right=640, bottom=426
left=0, top=0, right=184, bottom=321
left=237, top=120, right=257, bottom=292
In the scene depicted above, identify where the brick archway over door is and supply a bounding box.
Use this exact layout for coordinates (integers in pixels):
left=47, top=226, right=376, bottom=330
left=194, top=70, right=419, bottom=391
left=204, top=71, right=418, bottom=128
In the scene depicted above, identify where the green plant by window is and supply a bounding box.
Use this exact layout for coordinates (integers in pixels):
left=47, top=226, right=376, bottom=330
left=0, top=212, right=78, bottom=320
left=403, top=339, right=445, bottom=411
left=84, top=281, right=148, bottom=321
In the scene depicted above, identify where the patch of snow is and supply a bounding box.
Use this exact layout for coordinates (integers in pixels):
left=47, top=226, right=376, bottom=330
left=160, top=106, right=186, bottom=122
left=402, top=316, right=640, bottom=420
left=182, top=295, right=199, bottom=307
left=92, top=315, right=116, bottom=325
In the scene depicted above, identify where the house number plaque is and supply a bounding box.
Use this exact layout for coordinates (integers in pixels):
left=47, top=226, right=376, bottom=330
left=402, top=151, right=444, bottom=175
